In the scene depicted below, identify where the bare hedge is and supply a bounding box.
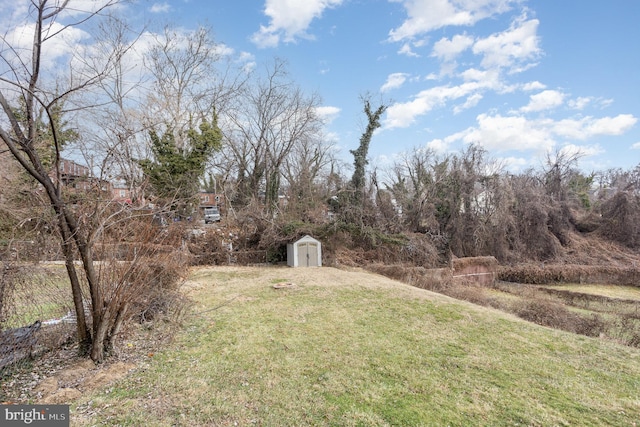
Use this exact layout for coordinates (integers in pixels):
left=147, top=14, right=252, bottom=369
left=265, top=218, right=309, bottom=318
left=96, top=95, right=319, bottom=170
left=498, top=264, right=640, bottom=286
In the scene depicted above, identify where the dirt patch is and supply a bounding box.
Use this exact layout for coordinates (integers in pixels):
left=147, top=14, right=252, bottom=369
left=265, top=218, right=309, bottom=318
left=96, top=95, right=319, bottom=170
left=1, top=317, right=179, bottom=404
left=31, top=359, right=136, bottom=404
left=3, top=351, right=137, bottom=404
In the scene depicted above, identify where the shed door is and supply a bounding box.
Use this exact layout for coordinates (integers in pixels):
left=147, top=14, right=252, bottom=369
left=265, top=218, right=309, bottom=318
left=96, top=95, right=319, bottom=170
left=299, top=242, right=318, bottom=267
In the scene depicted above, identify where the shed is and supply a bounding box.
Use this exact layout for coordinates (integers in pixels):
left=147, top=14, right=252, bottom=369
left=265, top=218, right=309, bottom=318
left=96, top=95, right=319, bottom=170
left=287, top=235, right=322, bottom=267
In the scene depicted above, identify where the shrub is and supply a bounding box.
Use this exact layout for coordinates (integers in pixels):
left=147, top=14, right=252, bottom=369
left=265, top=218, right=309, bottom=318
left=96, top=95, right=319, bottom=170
left=599, top=191, right=640, bottom=248
left=513, top=297, right=605, bottom=337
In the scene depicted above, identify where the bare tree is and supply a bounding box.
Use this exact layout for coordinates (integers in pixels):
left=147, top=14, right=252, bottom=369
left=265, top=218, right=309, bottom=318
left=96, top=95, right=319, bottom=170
left=388, top=147, right=440, bottom=233
left=0, top=0, right=180, bottom=362
left=144, top=25, right=245, bottom=147
left=69, top=14, right=151, bottom=207
left=223, top=59, right=322, bottom=214
left=281, top=132, right=336, bottom=219
left=543, top=149, right=583, bottom=202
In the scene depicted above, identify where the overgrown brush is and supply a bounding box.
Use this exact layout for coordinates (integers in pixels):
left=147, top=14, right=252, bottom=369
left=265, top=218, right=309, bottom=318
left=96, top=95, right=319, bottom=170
left=499, top=264, right=640, bottom=285
left=512, top=298, right=604, bottom=336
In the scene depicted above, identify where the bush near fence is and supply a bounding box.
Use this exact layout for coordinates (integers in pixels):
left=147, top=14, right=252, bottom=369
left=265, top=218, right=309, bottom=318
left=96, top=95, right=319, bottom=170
left=367, top=257, right=498, bottom=291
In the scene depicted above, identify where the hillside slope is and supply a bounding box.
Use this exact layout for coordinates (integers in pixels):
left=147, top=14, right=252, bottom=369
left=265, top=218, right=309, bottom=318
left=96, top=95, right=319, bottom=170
left=73, top=266, right=640, bottom=426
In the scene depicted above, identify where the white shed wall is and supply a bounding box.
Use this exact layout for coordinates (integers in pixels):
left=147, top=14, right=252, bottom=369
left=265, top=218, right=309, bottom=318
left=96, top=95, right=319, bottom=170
left=286, top=235, right=322, bottom=267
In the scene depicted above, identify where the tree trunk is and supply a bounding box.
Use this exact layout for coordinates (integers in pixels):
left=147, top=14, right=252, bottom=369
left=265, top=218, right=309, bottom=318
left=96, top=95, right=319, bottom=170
left=90, top=306, right=112, bottom=363
left=105, top=302, right=128, bottom=356
left=60, top=236, right=91, bottom=353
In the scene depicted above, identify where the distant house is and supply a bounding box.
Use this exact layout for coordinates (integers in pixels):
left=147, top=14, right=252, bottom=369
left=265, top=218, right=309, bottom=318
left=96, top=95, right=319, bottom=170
left=110, top=180, right=133, bottom=205
left=56, top=158, right=91, bottom=190
left=198, top=191, right=224, bottom=218
left=59, top=158, right=90, bottom=177
left=199, top=191, right=222, bottom=207
left=55, top=159, right=134, bottom=204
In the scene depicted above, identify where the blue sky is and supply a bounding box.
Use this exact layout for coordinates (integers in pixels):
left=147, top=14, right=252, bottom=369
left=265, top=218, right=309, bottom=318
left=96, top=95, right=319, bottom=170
left=164, top=0, right=639, bottom=173
left=3, top=0, right=639, bottom=173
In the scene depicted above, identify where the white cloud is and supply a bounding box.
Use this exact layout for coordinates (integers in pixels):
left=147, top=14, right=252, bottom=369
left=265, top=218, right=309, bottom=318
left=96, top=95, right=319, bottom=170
left=381, top=73, right=410, bottom=92
left=236, top=51, right=256, bottom=73
left=325, top=131, right=341, bottom=145
left=552, top=114, right=637, bottom=140
left=521, top=81, right=546, bottom=91
left=599, top=98, right=614, bottom=109
left=431, top=33, right=474, bottom=61
left=459, top=67, right=499, bottom=83
left=427, top=113, right=637, bottom=156
left=426, top=138, right=449, bottom=154
left=388, top=12, right=543, bottom=129
left=466, top=113, right=555, bottom=152
left=496, top=156, right=530, bottom=172
left=251, top=0, right=344, bottom=48
left=0, top=1, right=28, bottom=25
left=239, top=51, right=255, bottom=62
left=384, top=76, right=503, bottom=129
left=568, top=96, right=591, bottom=110
left=4, top=22, right=91, bottom=71
left=472, top=16, right=541, bottom=73
left=584, top=114, right=638, bottom=136
left=214, top=43, right=234, bottom=56
left=318, top=60, right=330, bottom=75
left=384, top=84, right=475, bottom=128
left=424, top=128, right=473, bottom=154
left=398, top=42, right=420, bottom=57
left=316, top=106, right=341, bottom=124
left=520, top=90, right=565, bottom=113
left=558, top=143, right=604, bottom=159
left=150, top=3, right=171, bottom=13
left=631, top=142, right=640, bottom=150
left=388, top=0, right=517, bottom=42
left=453, top=93, right=483, bottom=114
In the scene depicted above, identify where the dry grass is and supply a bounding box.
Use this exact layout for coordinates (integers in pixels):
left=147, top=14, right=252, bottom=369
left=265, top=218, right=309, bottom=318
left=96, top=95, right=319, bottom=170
left=543, top=284, right=640, bottom=301
left=68, top=266, right=640, bottom=426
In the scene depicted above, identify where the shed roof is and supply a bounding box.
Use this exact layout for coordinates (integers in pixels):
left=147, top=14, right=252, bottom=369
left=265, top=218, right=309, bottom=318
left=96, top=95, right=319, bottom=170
left=291, top=234, right=320, bottom=244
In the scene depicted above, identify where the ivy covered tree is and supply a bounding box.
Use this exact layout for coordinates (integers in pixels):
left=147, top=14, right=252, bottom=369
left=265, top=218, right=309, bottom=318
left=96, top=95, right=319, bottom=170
left=139, top=114, right=222, bottom=216
left=333, top=96, right=387, bottom=227
left=350, top=97, right=387, bottom=203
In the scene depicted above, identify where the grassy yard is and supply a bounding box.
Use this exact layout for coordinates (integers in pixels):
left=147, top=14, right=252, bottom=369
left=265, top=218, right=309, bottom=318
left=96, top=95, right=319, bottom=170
left=73, top=266, right=640, bottom=426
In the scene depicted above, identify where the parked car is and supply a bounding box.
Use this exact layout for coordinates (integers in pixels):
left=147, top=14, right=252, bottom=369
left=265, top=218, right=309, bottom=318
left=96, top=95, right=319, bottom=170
left=204, top=206, right=221, bottom=223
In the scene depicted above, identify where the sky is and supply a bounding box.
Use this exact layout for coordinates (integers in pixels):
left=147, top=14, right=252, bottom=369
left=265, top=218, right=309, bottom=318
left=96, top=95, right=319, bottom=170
left=176, top=0, right=640, bottom=173
left=3, top=0, right=640, bottom=173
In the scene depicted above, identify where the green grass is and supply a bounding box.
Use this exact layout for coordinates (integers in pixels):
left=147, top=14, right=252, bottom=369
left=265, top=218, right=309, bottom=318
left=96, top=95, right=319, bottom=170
left=73, top=267, right=640, bottom=426
left=2, top=264, right=72, bottom=328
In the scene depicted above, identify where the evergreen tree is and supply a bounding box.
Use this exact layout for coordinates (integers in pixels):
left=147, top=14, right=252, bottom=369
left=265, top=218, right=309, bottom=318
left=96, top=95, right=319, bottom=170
left=139, top=114, right=222, bottom=215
